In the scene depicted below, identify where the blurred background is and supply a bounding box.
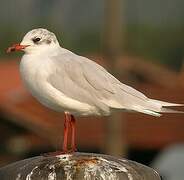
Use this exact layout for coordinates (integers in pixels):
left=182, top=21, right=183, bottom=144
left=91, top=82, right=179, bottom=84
left=0, top=0, right=184, bottom=179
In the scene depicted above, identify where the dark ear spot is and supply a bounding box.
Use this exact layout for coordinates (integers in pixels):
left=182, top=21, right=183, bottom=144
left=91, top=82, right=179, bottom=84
left=46, top=39, right=51, bottom=44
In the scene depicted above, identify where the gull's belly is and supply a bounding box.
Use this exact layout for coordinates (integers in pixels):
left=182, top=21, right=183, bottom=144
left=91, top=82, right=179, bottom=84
left=32, top=82, right=97, bottom=116
left=21, top=74, right=98, bottom=116
left=20, top=57, right=99, bottom=116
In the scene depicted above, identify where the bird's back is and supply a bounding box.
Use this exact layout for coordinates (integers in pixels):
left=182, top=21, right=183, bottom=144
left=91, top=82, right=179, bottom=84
left=50, top=49, right=183, bottom=117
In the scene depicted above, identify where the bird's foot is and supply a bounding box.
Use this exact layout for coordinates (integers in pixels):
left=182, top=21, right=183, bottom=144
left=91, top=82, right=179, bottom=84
left=42, top=151, right=66, bottom=157
left=67, top=147, right=77, bottom=154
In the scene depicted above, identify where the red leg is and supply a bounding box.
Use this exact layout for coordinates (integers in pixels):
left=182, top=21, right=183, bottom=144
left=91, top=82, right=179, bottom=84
left=42, top=113, right=77, bottom=157
left=62, top=112, right=70, bottom=152
left=70, top=115, right=77, bottom=152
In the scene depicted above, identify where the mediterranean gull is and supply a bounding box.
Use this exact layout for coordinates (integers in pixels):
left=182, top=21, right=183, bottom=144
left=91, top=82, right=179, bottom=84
left=7, top=28, right=183, bottom=153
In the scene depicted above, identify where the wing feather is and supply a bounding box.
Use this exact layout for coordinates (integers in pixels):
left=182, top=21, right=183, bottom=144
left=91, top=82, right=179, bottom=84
left=48, top=51, right=149, bottom=109
left=48, top=49, right=182, bottom=116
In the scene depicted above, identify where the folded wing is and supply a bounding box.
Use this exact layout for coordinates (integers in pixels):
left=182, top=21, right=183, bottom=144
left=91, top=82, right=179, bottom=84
left=48, top=51, right=183, bottom=116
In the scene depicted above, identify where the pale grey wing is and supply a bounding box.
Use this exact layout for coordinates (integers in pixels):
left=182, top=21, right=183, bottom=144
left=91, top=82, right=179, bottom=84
left=81, top=57, right=148, bottom=101
left=47, top=53, right=116, bottom=113
left=72, top=56, right=172, bottom=115
left=48, top=51, right=180, bottom=117
left=80, top=57, right=150, bottom=108
left=48, top=52, right=148, bottom=109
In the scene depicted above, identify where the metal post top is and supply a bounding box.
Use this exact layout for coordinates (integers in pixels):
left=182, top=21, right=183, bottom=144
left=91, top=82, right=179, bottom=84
left=0, top=152, right=160, bottom=180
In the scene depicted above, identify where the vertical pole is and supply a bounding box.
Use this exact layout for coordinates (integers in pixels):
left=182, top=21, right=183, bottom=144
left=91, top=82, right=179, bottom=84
left=103, top=0, right=122, bottom=66
left=103, top=0, right=127, bottom=157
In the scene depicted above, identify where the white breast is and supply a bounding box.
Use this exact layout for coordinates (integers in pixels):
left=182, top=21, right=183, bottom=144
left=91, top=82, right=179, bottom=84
left=19, top=54, right=98, bottom=116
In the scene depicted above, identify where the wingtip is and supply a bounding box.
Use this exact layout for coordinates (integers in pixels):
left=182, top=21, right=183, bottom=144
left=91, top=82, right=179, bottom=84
left=161, top=107, right=184, bottom=114
left=150, top=99, right=184, bottom=107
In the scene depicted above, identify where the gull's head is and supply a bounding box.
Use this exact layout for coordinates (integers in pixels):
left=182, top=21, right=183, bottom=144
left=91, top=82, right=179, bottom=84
left=7, top=28, right=60, bottom=54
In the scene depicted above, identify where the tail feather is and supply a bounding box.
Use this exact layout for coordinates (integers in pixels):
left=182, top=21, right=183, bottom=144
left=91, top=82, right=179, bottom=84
left=161, top=107, right=184, bottom=114
left=131, top=99, right=184, bottom=117
left=150, top=99, right=184, bottom=114
left=131, top=105, right=162, bottom=117
left=138, top=109, right=162, bottom=117
left=150, top=99, right=183, bottom=107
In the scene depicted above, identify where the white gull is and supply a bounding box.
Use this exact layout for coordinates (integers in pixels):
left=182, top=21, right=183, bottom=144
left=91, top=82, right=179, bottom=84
left=7, top=28, right=183, bottom=153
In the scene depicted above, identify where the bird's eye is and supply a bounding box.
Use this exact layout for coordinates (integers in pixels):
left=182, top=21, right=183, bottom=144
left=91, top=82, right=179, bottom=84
left=33, top=37, right=41, bottom=43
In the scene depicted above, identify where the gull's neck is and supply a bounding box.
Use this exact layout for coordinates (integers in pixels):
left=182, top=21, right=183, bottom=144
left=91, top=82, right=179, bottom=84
left=24, top=44, right=61, bottom=56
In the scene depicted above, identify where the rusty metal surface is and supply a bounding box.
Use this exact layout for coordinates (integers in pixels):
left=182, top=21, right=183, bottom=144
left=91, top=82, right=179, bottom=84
left=0, top=152, right=160, bottom=180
